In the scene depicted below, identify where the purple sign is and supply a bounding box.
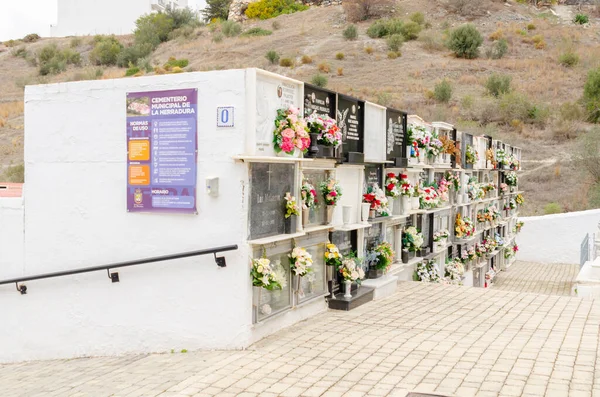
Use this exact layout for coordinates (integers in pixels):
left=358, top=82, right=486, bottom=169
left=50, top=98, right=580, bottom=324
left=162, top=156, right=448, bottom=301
left=126, top=88, right=198, bottom=214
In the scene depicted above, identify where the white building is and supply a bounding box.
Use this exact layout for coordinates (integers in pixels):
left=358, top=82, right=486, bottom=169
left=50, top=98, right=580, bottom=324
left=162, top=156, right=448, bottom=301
left=50, top=0, right=189, bottom=37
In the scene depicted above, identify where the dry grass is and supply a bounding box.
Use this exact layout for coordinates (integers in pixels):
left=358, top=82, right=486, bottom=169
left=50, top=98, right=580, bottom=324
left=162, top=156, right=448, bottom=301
left=0, top=101, right=24, bottom=119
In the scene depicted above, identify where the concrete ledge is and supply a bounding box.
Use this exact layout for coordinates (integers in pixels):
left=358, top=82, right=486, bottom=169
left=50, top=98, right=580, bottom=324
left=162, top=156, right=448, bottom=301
left=362, top=275, right=399, bottom=300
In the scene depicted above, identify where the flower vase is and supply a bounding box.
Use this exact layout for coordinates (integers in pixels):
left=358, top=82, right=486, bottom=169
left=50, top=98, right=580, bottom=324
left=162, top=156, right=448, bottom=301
left=277, top=148, right=301, bottom=158
left=387, top=199, right=394, bottom=215
left=343, top=205, right=352, bottom=225
left=411, top=197, right=420, bottom=210
left=284, top=217, right=293, bottom=234
left=326, top=265, right=334, bottom=281
left=308, top=133, right=320, bottom=158
left=418, top=151, right=426, bottom=164
left=344, top=280, right=352, bottom=299
left=326, top=205, right=334, bottom=224
left=295, top=274, right=304, bottom=300
left=401, top=195, right=410, bottom=214
left=302, top=208, right=309, bottom=226
left=320, top=145, right=334, bottom=158
left=361, top=203, right=371, bottom=223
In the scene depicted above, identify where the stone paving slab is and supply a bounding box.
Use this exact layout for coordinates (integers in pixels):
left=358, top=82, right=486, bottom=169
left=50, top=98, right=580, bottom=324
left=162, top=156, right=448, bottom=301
left=2, top=278, right=600, bottom=397
left=493, top=261, right=579, bottom=296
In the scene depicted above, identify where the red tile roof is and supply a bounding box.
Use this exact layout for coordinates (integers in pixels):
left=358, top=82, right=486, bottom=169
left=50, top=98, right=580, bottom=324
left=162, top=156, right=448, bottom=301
left=0, top=183, right=23, bottom=197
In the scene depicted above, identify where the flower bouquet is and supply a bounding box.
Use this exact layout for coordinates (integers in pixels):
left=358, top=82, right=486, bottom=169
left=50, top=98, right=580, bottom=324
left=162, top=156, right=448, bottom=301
left=385, top=173, right=401, bottom=198
left=437, top=177, right=450, bottom=204
left=415, top=260, right=440, bottom=283
left=428, top=136, right=443, bottom=161
left=433, top=230, right=449, bottom=252
left=251, top=257, right=285, bottom=291
left=420, top=184, right=440, bottom=209
left=496, top=149, right=510, bottom=169
left=500, top=183, right=509, bottom=195
left=445, top=258, right=465, bottom=285
left=320, top=178, right=342, bottom=206
left=307, top=114, right=342, bottom=147
left=363, top=183, right=389, bottom=217
left=402, top=226, right=424, bottom=262
left=440, top=135, right=461, bottom=166
left=301, top=181, right=317, bottom=225
left=455, top=213, right=475, bottom=239
left=465, top=144, right=479, bottom=165
left=515, top=220, right=524, bottom=233
left=339, top=253, right=365, bottom=297
left=370, top=241, right=395, bottom=275
left=515, top=194, right=524, bottom=206
left=273, top=106, right=310, bottom=156
left=289, top=247, right=313, bottom=277
left=399, top=175, right=413, bottom=214
left=486, top=148, right=495, bottom=169
left=504, top=249, right=514, bottom=260
left=505, top=171, right=518, bottom=189
left=324, top=243, right=342, bottom=268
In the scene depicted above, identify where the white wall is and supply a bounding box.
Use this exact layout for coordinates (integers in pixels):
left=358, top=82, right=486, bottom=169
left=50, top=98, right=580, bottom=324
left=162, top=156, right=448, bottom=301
left=0, top=197, right=25, bottom=279
left=0, top=70, right=254, bottom=363
left=517, top=209, right=600, bottom=264
left=51, top=0, right=151, bottom=37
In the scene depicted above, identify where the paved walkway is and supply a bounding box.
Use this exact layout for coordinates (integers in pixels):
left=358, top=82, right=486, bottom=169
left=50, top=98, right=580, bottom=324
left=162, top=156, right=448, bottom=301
left=493, top=261, right=579, bottom=296
left=1, top=280, right=599, bottom=397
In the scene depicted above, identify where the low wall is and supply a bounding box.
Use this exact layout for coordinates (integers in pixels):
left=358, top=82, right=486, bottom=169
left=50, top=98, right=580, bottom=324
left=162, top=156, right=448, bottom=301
left=517, top=209, right=600, bottom=264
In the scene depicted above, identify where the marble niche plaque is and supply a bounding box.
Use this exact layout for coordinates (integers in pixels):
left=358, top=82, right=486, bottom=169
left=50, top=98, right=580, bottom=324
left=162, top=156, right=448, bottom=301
left=337, top=94, right=364, bottom=163
left=386, top=108, right=407, bottom=167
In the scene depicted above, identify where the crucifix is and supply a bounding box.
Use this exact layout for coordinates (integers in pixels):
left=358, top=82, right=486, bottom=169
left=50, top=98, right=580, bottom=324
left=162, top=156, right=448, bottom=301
left=266, top=164, right=273, bottom=190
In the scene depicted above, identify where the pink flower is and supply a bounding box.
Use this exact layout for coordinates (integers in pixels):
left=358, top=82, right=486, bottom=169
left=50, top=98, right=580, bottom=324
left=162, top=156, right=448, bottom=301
left=282, top=128, right=295, bottom=139
left=329, top=191, right=337, bottom=197
left=288, top=105, right=299, bottom=115
left=281, top=139, right=294, bottom=153
left=289, top=114, right=298, bottom=123
left=296, top=139, right=304, bottom=149
left=301, top=137, right=311, bottom=150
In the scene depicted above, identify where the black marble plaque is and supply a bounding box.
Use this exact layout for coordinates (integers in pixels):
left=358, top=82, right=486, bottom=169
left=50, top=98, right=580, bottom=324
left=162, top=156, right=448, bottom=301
left=330, top=230, right=356, bottom=255
left=304, top=84, right=336, bottom=119
left=364, top=164, right=383, bottom=190
left=248, top=163, right=295, bottom=240
left=385, top=108, right=406, bottom=161
left=417, top=213, right=432, bottom=250
left=337, top=94, right=364, bottom=162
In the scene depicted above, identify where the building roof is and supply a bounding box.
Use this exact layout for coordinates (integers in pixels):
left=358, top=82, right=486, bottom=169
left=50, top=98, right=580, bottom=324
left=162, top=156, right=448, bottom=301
left=0, top=183, right=23, bottom=197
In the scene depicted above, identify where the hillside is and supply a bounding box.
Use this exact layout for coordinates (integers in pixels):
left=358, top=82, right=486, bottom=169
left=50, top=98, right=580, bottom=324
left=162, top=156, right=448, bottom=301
left=1, top=1, right=599, bottom=216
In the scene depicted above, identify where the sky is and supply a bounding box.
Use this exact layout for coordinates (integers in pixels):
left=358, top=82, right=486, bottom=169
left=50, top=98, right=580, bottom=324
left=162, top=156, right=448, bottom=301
left=0, top=0, right=206, bottom=42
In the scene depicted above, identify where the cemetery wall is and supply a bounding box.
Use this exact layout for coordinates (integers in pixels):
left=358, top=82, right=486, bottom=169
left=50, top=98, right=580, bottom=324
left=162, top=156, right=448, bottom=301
left=0, top=197, right=25, bottom=279
left=0, top=70, right=256, bottom=363
left=517, top=209, right=600, bottom=264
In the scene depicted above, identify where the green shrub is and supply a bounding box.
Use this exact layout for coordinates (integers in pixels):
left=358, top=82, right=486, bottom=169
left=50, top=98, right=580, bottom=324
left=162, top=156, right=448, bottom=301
left=485, top=73, right=511, bottom=97
left=166, top=5, right=201, bottom=30
left=311, top=74, right=328, bottom=88
left=558, top=51, right=579, bottom=67
left=164, top=57, right=189, bottom=69
left=433, top=79, right=452, bottom=103
left=447, top=24, right=483, bottom=59
left=1, top=164, right=24, bottom=183
left=116, top=43, right=153, bottom=67
left=409, top=12, right=425, bottom=26
left=169, top=25, right=198, bottom=40
left=22, top=33, right=40, bottom=43
left=89, top=35, right=123, bottom=66
left=3, top=40, right=21, bottom=47
left=134, top=12, right=175, bottom=48
left=136, top=57, right=153, bottom=73
left=279, top=57, right=293, bottom=67
left=201, top=0, right=232, bottom=21
left=245, top=0, right=309, bottom=20
left=212, top=32, right=224, bottom=43
left=544, top=202, right=562, bottom=215
left=488, top=38, right=508, bottom=59
left=584, top=67, right=600, bottom=123
left=527, top=23, right=536, bottom=30
left=574, top=14, right=589, bottom=24
left=343, top=25, right=358, bottom=40
left=419, top=32, right=445, bottom=51
left=336, top=52, right=345, bottom=60
left=498, top=92, right=548, bottom=125
left=559, top=102, right=585, bottom=122
left=125, top=66, right=141, bottom=76
left=400, top=21, right=421, bottom=40
left=367, top=18, right=403, bottom=38
left=265, top=50, right=280, bottom=64
left=36, top=44, right=81, bottom=76
left=221, top=20, right=242, bottom=37
left=386, top=34, right=404, bottom=52
left=10, top=46, right=28, bottom=58
left=241, top=27, right=273, bottom=36
left=70, top=37, right=82, bottom=48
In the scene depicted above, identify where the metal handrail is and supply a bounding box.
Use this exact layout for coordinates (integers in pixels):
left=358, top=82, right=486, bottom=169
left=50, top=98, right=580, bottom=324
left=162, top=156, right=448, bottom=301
left=0, top=245, right=238, bottom=294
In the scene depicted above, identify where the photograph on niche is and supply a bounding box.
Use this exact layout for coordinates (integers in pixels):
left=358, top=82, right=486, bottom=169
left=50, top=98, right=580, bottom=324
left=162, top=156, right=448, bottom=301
left=126, top=97, right=150, bottom=117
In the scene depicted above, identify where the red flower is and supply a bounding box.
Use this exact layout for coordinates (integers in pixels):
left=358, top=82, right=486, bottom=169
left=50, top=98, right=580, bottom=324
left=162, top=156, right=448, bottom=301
left=387, top=173, right=396, bottom=178
left=387, top=183, right=395, bottom=191
left=330, top=191, right=337, bottom=197
left=311, top=189, right=316, bottom=196
left=400, top=174, right=408, bottom=179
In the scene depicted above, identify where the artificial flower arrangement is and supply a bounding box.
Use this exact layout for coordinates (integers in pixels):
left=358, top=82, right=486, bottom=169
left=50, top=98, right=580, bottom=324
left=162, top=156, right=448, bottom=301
left=371, top=241, right=395, bottom=271
left=512, top=243, right=519, bottom=254
left=306, top=114, right=342, bottom=148
left=284, top=192, right=300, bottom=219
left=467, top=178, right=484, bottom=201
left=445, top=171, right=461, bottom=191
left=251, top=256, right=286, bottom=290
left=515, top=194, right=525, bottom=206
left=496, top=149, right=509, bottom=167
left=273, top=106, right=310, bottom=154
left=504, top=248, right=514, bottom=260
left=460, top=250, right=469, bottom=264
left=515, top=220, right=524, bottom=233
left=500, top=183, right=509, bottom=195
left=428, top=136, right=443, bottom=158
left=445, top=258, right=465, bottom=284
left=467, top=246, right=477, bottom=262
left=320, top=178, right=342, bottom=206
left=475, top=243, right=485, bottom=258
left=437, top=178, right=450, bottom=203
left=406, top=126, right=420, bottom=159
left=455, top=213, right=475, bottom=238
left=465, top=144, right=479, bottom=165
left=339, top=252, right=365, bottom=283
left=420, top=183, right=441, bottom=209
left=480, top=238, right=498, bottom=255
left=415, top=260, right=440, bottom=283
left=301, top=180, right=318, bottom=210
left=410, top=125, right=431, bottom=149
left=363, top=183, right=390, bottom=216
left=509, top=154, right=520, bottom=170
left=385, top=173, right=401, bottom=198
left=495, top=233, right=505, bottom=247
left=325, top=243, right=343, bottom=269
left=399, top=176, right=414, bottom=196
left=504, top=198, right=517, bottom=211
left=486, top=148, right=495, bottom=167
left=402, top=226, right=424, bottom=252
left=505, top=171, right=518, bottom=187
left=479, top=205, right=500, bottom=224
left=433, top=230, right=449, bottom=242
left=440, top=136, right=461, bottom=165
left=289, top=246, right=313, bottom=277
left=481, top=182, right=496, bottom=195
